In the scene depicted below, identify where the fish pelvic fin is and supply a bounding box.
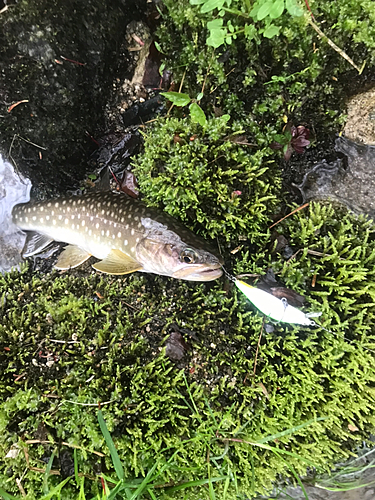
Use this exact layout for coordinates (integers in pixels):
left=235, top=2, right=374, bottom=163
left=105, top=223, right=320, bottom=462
left=22, top=231, right=54, bottom=257
left=92, top=249, right=143, bottom=275
left=55, top=245, right=91, bottom=270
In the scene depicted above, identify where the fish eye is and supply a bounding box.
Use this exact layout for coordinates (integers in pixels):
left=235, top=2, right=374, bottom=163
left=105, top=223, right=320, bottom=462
left=180, top=248, right=197, bottom=264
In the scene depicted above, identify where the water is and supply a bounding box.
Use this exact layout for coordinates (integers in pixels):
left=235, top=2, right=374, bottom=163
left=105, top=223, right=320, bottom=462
left=0, top=155, right=31, bottom=273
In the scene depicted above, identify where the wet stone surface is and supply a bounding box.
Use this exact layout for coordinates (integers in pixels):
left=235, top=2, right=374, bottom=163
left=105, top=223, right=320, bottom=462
left=296, top=136, right=375, bottom=218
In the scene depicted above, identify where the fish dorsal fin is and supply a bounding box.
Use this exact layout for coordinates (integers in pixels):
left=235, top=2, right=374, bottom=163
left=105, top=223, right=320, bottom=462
left=55, top=245, right=91, bottom=270
left=92, top=249, right=143, bottom=275
left=22, top=231, right=54, bottom=257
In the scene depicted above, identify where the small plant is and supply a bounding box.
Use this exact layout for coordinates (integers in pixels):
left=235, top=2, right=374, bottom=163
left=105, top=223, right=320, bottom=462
left=270, top=124, right=310, bottom=160
left=189, top=0, right=304, bottom=47
left=160, top=90, right=208, bottom=127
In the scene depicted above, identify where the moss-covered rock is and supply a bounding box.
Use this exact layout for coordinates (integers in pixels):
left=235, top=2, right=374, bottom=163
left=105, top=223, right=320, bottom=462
left=132, top=115, right=281, bottom=245
left=1, top=203, right=375, bottom=498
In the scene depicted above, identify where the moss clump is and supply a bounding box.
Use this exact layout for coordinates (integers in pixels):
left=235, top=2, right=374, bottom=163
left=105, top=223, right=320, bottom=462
left=1, top=203, right=375, bottom=498
left=132, top=115, right=281, bottom=245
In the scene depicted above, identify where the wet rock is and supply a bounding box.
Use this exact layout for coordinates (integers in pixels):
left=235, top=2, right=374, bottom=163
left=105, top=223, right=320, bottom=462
left=296, top=136, right=375, bottom=218
left=0, top=0, right=146, bottom=196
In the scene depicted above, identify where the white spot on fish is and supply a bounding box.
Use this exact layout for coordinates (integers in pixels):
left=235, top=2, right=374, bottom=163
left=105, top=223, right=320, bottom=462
left=81, top=220, right=85, bottom=227
left=124, top=239, right=128, bottom=246
left=32, top=216, right=36, bottom=221
left=55, top=202, right=59, bottom=208
left=131, top=229, right=135, bottom=236
left=47, top=202, right=51, bottom=207
left=40, top=218, right=43, bottom=223
left=46, top=215, right=50, bottom=221
left=101, top=230, right=105, bottom=236
left=25, top=216, right=28, bottom=222
left=65, top=219, right=69, bottom=225
left=95, top=223, right=99, bottom=229
left=53, top=220, right=56, bottom=225
left=58, top=215, right=62, bottom=220
left=89, top=229, right=92, bottom=236
left=51, top=211, right=54, bottom=216
left=72, top=223, right=75, bottom=229
left=117, top=231, right=121, bottom=238
left=125, top=224, right=129, bottom=230
left=40, top=207, right=44, bottom=212
left=33, top=207, right=36, bottom=212
left=136, top=237, right=140, bottom=243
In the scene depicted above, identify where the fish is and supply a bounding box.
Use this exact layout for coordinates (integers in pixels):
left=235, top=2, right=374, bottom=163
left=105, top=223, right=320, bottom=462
left=11, top=191, right=223, bottom=281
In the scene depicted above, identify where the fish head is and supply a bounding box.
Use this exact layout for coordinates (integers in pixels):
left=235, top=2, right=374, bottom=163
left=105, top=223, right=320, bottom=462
left=136, top=217, right=223, bottom=281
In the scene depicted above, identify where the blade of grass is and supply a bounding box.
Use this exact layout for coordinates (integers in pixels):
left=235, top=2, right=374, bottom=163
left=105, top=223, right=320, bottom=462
left=129, top=463, right=158, bottom=500
left=74, top=448, right=79, bottom=486
left=0, top=487, right=19, bottom=500
left=166, top=476, right=226, bottom=493
left=42, top=448, right=57, bottom=494
left=257, top=417, right=327, bottom=444
left=39, top=477, right=71, bottom=500
left=98, top=410, right=124, bottom=481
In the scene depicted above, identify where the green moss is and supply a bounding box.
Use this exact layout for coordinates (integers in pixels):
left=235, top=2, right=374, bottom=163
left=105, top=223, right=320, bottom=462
left=132, top=115, right=281, bottom=245
left=1, top=204, right=375, bottom=498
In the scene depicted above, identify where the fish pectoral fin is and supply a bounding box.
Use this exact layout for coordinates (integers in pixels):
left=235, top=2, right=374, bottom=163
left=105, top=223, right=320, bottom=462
left=22, top=231, right=54, bottom=257
left=55, top=245, right=91, bottom=270
left=92, top=249, right=143, bottom=275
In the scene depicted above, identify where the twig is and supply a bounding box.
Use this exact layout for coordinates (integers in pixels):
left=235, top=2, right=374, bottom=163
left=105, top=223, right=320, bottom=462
left=307, top=18, right=365, bottom=74
left=16, top=478, right=26, bottom=497
left=269, top=203, right=309, bottom=229
left=24, top=439, right=105, bottom=457
left=60, top=399, right=116, bottom=407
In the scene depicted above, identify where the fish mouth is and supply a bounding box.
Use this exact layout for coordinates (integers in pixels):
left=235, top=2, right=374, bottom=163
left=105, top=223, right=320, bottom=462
left=172, top=265, right=223, bottom=281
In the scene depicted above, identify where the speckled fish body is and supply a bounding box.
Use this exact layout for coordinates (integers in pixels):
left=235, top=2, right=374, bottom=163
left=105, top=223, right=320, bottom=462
left=12, top=191, right=223, bottom=281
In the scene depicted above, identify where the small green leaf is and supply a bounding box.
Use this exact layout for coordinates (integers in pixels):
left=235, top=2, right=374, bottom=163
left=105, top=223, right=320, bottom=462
left=221, top=114, right=231, bottom=122
left=159, top=62, right=166, bottom=77
left=244, top=23, right=257, bottom=40
left=263, top=24, right=281, bottom=38
left=207, top=20, right=227, bottom=48
left=200, top=0, right=225, bottom=13
left=160, top=92, right=191, bottom=107
left=269, top=0, right=284, bottom=19
left=196, top=92, right=204, bottom=100
left=154, top=41, right=164, bottom=54
left=189, top=0, right=206, bottom=4
left=257, top=1, right=273, bottom=20
left=189, top=103, right=207, bottom=127
left=285, top=0, right=303, bottom=16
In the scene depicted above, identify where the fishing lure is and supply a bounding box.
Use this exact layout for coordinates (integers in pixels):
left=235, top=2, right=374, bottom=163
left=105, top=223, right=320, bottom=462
left=224, top=269, right=320, bottom=326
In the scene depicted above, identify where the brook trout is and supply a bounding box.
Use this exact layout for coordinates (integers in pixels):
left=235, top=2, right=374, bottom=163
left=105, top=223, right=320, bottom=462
left=12, top=191, right=223, bottom=281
